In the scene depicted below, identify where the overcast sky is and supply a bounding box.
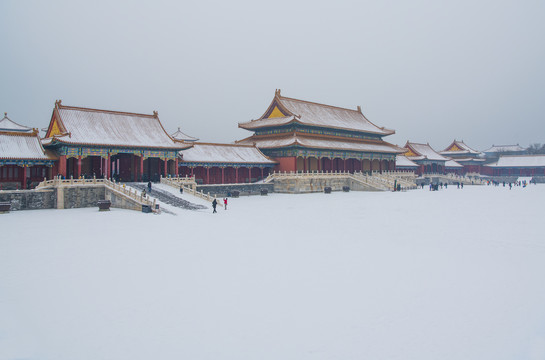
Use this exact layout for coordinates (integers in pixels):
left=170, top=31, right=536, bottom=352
left=1, top=0, right=544, bottom=150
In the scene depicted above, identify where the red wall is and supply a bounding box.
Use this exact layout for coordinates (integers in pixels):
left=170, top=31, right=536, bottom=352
left=275, top=157, right=297, bottom=172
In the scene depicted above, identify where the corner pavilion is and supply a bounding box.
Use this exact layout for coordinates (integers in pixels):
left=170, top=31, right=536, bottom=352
left=42, top=101, right=190, bottom=181
left=237, top=90, right=404, bottom=173
left=0, top=113, right=56, bottom=189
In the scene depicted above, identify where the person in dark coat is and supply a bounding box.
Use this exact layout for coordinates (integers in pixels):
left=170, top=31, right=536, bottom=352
left=212, top=198, right=217, bottom=213
left=147, top=181, right=152, bottom=193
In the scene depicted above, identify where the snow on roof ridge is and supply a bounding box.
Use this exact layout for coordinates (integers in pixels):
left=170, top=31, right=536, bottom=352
left=57, top=102, right=157, bottom=119
left=279, top=94, right=361, bottom=113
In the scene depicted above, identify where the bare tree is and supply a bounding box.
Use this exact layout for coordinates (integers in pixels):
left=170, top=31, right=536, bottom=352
left=527, top=143, right=545, bottom=154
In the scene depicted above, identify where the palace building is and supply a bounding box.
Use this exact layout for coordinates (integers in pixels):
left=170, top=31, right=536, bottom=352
left=237, top=90, right=404, bottom=173
left=484, top=155, right=545, bottom=177
left=0, top=113, right=56, bottom=189
left=482, top=144, right=527, bottom=159
left=403, top=142, right=449, bottom=175
left=42, top=101, right=190, bottom=181
left=178, top=143, right=276, bottom=184
left=440, top=140, right=485, bottom=174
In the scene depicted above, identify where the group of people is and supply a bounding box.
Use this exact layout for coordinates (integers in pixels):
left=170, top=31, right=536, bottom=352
left=212, top=197, right=228, bottom=213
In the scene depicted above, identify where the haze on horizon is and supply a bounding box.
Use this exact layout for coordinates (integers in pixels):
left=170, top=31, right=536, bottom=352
left=1, top=0, right=544, bottom=151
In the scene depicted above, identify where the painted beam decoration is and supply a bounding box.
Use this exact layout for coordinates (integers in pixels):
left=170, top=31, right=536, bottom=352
left=57, top=145, right=178, bottom=160
left=0, top=159, right=55, bottom=166
left=264, top=147, right=396, bottom=161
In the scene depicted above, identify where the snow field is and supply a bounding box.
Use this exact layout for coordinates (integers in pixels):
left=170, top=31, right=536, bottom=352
left=1, top=184, right=545, bottom=360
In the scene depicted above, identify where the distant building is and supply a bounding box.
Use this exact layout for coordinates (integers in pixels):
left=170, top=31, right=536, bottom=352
left=440, top=140, right=485, bottom=174
left=237, top=90, right=404, bottom=173
left=482, top=144, right=527, bottom=159
left=484, top=155, right=545, bottom=177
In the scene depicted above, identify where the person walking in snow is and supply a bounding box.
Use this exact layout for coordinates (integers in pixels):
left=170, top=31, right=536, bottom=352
left=147, top=181, right=152, bottom=193
left=223, top=198, right=228, bottom=210
left=212, top=198, right=217, bottom=213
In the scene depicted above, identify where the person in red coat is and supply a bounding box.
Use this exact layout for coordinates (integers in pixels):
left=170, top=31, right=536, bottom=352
left=223, top=198, right=228, bottom=210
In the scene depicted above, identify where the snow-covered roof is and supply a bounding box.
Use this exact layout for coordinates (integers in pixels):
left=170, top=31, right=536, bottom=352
left=0, top=113, right=33, bottom=132
left=237, top=134, right=405, bottom=154
left=440, top=140, right=481, bottom=155
left=404, top=142, right=449, bottom=161
left=45, top=101, right=188, bottom=150
left=171, top=127, right=198, bottom=142
left=0, top=130, right=56, bottom=160
left=396, top=155, right=418, bottom=168
left=445, top=159, right=463, bottom=168
left=239, top=90, right=395, bottom=136
left=180, top=143, right=276, bottom=164
left=485, top=155, right=545, bottom=168
left=483, top=144, right=526, bottom=153
left=452, top=157, right=486, bottom=163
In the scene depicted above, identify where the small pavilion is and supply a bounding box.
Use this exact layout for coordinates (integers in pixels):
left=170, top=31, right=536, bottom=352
left=0, top=113, right=56, bottom=189
left=42, top=101, right=190, bottom=181
left=178, top=143, right=276, bottom=184
left=171, top=127, right=199, bottom=142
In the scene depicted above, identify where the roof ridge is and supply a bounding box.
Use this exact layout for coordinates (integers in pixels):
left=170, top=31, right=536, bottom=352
left=279, top=95, right=360, bottom=113
left=195, top=142, right=259, bottom=148
left=0, top=129, right=39, bottom=137
left=58, top=103, right=157, bottom=118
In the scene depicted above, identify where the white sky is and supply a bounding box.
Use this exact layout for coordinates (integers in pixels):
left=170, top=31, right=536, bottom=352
left=1, top=0, right=544, bottom=150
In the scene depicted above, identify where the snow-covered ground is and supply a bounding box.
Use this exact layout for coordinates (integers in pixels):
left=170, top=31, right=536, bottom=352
left=1, top=185, right=545, bottom=360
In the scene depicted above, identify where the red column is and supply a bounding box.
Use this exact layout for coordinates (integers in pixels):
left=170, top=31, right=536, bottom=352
left=221, top=167, right=225, bottom=184
left=343, top=159, right=346, bottom=172
left=206, top=167, right=210, bottom=184
left=261, top=167, right=264, bottom=180
left=190, top=167, right=194, bottom=177
left=140, top=156, right=144, bottom=181
left=158, top=158, right=161, bottom=176
left=235, top=167, right=239, bottom=183
left=164, top=159, right=168, bottom=177
left=133, top=155, right=137, bottom=181
left=106, top=154, right=111, bottom=179
left=77, top=156, right=82, bottom=178
left=20, top=165, right=25, bottom=189
left=175, top=158, right=179, bottom=177
left=303, top=157, right=307, bottom=172
left=59, top=155, right=67, bottom=178
left=379, top=160, right=382, bottom=174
